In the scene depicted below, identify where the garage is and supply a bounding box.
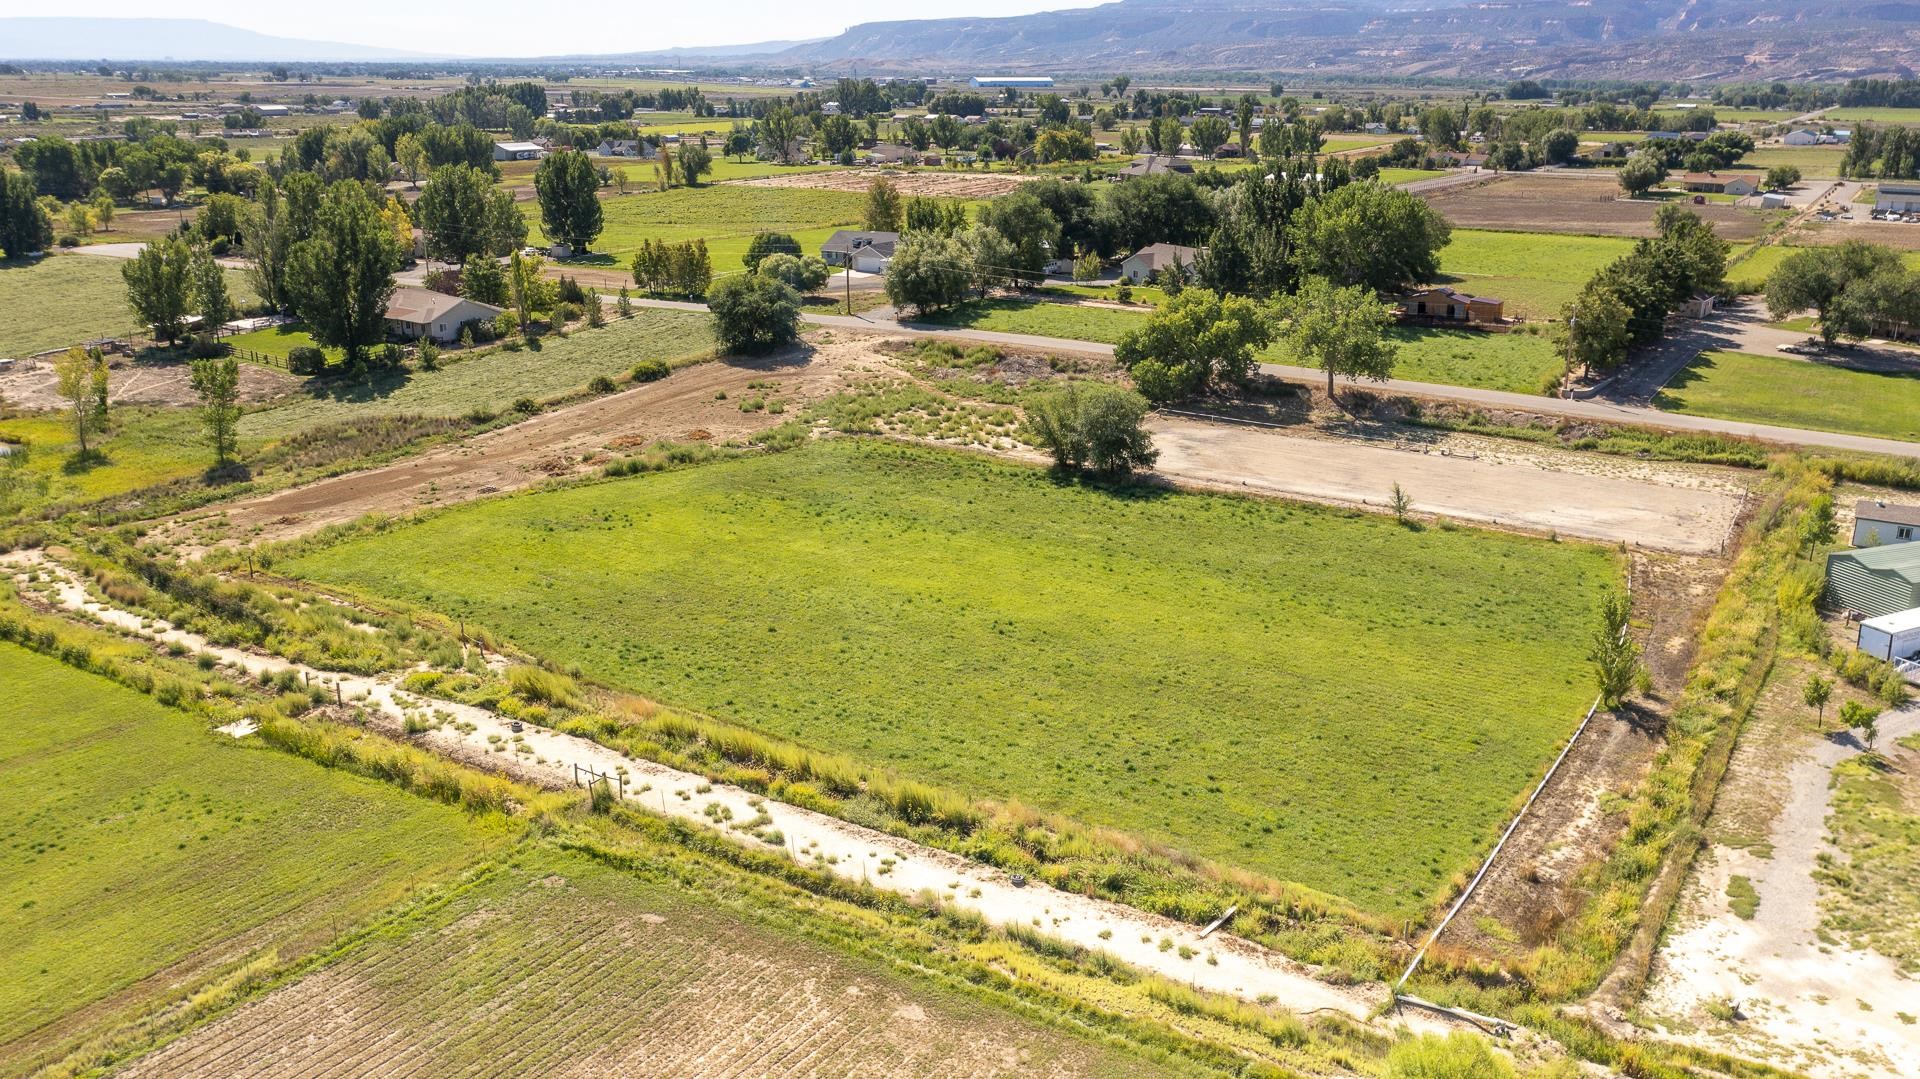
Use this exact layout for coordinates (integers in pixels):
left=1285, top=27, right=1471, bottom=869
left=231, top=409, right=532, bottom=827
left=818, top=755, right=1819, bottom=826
left=1858, top=607, right=1920, bottom=663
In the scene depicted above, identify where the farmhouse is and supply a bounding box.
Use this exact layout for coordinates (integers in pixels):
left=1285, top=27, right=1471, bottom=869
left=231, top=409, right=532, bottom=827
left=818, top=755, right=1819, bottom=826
left=492, top=141, right=543, bottom=161
left=1121, top=243, right=1201, bottom=284
left=1877, top=182, right=1920, bottom=214
left=820, top=230, right=898, bottom=272
left=1826, top=543, right=1920, bottom=617
left=595, top=139, right=647, bottom=157
left=1854, top=500, right=1920, bottom=547
left=1114, top=155, right=1193, bottom=180
left=1681, top=172, right=1758, bottom=196
left=384, top=288, right=503, bottom=344
left=1400, top=286, right=1504, bottom=325
left=1857, top=607, right=1920, bottom=663
left=970, top=76, right=1054, bottom=89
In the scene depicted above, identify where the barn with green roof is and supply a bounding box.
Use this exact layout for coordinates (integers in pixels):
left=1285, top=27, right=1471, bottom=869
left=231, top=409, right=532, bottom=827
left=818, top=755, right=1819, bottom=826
left=1826, top=544, right=1920, bottom=618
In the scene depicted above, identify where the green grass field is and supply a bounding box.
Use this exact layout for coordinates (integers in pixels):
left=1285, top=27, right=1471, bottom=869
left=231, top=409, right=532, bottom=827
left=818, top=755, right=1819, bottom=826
left=0, top=643, right=500, bottom=1074
left=284, top=440, right=1619, bottom=917
left=1379, top=168, right=1447, bottom=185
left=917, top=299, right=1562, bottom=394
left=529, top=185, right=868, bottom=267
left=1656, top=351, right=1920, bottom=442
left=1436, top=229, right=1637, bottom=320
left=0, top=255, right=255, bottom=359
left=1726, top=245, right=1795, bottom=292
left=0, top=409, right=216, bottom=512
left=223, top=321, right=336, bottom=364
left=1734, top=146, right=1849, bottom=176
left=239, top=309, right=713, bottom=439
left=1827, top=106, right=1920, bottom=125
left=122, top=847, right=1178, bottom=1077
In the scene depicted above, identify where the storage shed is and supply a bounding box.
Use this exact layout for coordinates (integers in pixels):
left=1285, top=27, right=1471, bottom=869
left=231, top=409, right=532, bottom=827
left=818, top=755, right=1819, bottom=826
left=1826, top=544, right=1920, bottom=617
left=1858, top=607, right=1920, bottom=663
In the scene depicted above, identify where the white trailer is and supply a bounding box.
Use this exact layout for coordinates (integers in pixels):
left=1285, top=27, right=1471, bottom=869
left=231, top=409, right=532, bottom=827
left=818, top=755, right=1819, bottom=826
left=1857, top=607, right=1920, bottom=662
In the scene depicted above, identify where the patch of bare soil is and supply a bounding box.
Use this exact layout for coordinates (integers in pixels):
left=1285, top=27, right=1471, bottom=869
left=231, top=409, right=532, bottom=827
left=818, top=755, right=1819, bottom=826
left=738, top=169, right=1036, bottom=198
left=1434, top=551, right=1723, bottom=960
left=0, top=352, right=297, bottom=411
left=1421, top=174, right=1777, bottom=241
left=1794, top=217, right=1920, bottom=251
left=154, top=333, right=883, bottom=550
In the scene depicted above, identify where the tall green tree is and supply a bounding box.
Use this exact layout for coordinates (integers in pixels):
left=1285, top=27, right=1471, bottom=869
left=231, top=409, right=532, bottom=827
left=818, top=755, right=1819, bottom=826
left=1765, top=241, right=1905, bottom=344
left=190, top=244, right=232, bottom=331
left=864, top=176, right=903, bottom=232
left=286, top=181, right=399, bottom=368
left=1274, top=276, right=1398, bottom=399
left=1617, top=150, right=1667, bottom=196
left=416, top=163, right=522, bottom=263
left=1590, top=590, right=1643, bottom=710
left=977, top=190, right=1061, bottom=283
left=53, top=346, right=110, bottom=455
left=1187, top=116, right=1231, bottom=159
left=0, top=167, right=53, bottom=258
left=533, top=149, right=604, bottom=252
left=1288, top=182, right=1451, bottom=294
left=1556, top=286, right=1633, bottom=375
left=708, top=273, right=802, bottom=353
left=884, top=232, right=973, bottom=315
left=677, top=141, right=713, bottom=185
left=188, top=354, right=241, bottom=466
left=122, top=235, right=194, bottom=343
left=460, top=253, right=507, bottom=306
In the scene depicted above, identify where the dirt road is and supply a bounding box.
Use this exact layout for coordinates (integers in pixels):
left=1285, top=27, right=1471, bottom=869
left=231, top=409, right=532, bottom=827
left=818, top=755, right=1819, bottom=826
left=164, top=340, right=877, bottom=547
left=7, top=550, right=1418, bottom=1030
left=1643, top=701, right=1920, bottom=1079
left=1147, top=415, right=1746, bottom=554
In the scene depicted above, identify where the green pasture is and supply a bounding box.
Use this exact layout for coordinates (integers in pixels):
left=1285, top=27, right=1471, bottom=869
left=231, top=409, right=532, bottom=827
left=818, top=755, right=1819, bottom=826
left=530, top=184, right=869, bottom=267
left=0, top=255, right=245, bottom=358
left=1826, top=106, right=1920, bottom=125
left=1379, top=168, right=1446, bottom=185
left=1656, top=350, right=1920, bottom=442
left=284, top=439, right=1619, bottom=918
left=1436, top=228, right=1637, bottom=320
left=0, top=643, right=499, bottom=1074
left=0, top=409, right=216, bottom=513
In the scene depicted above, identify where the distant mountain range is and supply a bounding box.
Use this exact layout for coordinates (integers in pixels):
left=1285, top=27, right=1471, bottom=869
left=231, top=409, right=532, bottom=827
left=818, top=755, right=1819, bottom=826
left=750, top=0, right=1920, bottom=81
left=0, top=18, right=446, bottom=62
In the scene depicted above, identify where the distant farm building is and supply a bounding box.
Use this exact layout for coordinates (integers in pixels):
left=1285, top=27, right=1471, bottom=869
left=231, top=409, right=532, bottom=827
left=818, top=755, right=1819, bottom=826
left=1681, top=173, right=1758, bottom=196
left=821, top=230, right=898, bottom=272
left=1400, top=286, right=1504, bottom=325
left=385, top=288, right=504, bottom=344
left=1854, top=500, right=1920, bottom=547
left=970, top=76, right=1054, bottom=89
left=1826, top=543, right=1920, bottom=617
left=1877, top=182, right=1920, bottom=214
left=1114, top=155, right=1193, bottom=180
left=492, top=141, right=543, bottom=161
left=1120, top=243, right=1200, bottom=284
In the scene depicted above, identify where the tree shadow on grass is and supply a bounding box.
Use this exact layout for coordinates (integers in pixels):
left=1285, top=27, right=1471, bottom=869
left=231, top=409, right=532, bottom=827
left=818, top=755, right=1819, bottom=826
left=301, top=364, right=417, bottom=404
left=61, top=447, right=109, bottom=475
left=720, top=339, right=817, bottom=372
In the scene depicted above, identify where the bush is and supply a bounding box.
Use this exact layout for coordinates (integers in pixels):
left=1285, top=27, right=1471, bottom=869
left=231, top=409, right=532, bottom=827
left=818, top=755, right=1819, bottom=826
left=708, top=273, right=802, bottom=354
left=1024, top=382, right=1158, bottom=477
left=57, top=233, right=80, bottom=248
left=186, top=333, right=226, bottom=359
left=630, top=359, right=670, bottom=383
left=287, top=346, right=327, bottom=375
left=742, top=230, right=802, bottom=271
left=588, top=374, right=616, bottom=394
left=511, top=397, right=538, bottom=414
left=492, top=310, right=520, bottom=339
left=416, top=338, right=440, bottom=368
left=755, top=252, right=831, bottom=293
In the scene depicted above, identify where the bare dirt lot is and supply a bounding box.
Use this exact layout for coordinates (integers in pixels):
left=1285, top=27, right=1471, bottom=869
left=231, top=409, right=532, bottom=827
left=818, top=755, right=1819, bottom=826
left=1145, top=413, right=1748, bottom=554
left=738, top=169, right=1036, bottom=198
left=1421, top=174, right=1779, bottom=241
left=1792, top=217, right=1920, bottom=251
left=0, top=352, right=297, bottom=411
left=159, top=335, right=882, bottom=549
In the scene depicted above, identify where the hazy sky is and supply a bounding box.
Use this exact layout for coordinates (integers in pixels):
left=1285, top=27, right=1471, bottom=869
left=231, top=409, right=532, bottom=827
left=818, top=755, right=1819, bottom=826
left=86, top=0, right=1110, bottom=58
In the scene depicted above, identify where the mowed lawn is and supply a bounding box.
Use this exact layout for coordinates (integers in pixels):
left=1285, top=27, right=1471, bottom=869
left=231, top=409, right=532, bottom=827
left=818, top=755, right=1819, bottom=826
left=1435, top=229, right=1637, bottom=320
left=240, top=308, right=713, bottom=439
left=285, top=440, right=1619, bottom=916
left=527, top=185, right=868, bottom=267
left=1656, top=350, right=1920, bottom=442
left=0, top=643, right=500, bottom=1074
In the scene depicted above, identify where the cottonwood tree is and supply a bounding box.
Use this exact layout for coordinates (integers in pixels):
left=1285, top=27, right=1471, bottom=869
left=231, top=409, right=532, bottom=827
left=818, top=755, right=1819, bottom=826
left=755, top=252, right=830, bottom=293
left=534, top=149, right=604, bottom=252
left=189, top=354, right=241, bottom=466
left=190, top=244, right=231, bottom=332
left=417, top=164, right=524, bottom=263
left=460, top=253, right=507, bottom=306
left=708, top=273, right=802, bottom=353
left=1274, top=276, right=1398, bottom=399
left=1765, top=241, right=1907, bottom=344
left=122, top=235, right=194, bottom=343
left=1114, top=288, right=1272, bottom=402
left=1556, top=286, right=1633, bottom=374
left=678, top=141, right=713, bottom=185
left=1288, top=182, right=1451, bottom=294
left=1188, top=116, right=1231, bottom=159
left=286, top=181, right=399, bottom=368
left=743, top=231, right=801, bottom=271
left=395, top=132, right=427, bottom=188
left=1024, top=382, right=1157, bottom=477
left=53, top=346, right=110, bottom=456
left=864, top=176, right=903, bottom=232
left=1589, top=591, right=1643, bottom=710
left=884, top=232, right=974, bottom=315
left=1617, top=150, right=1667, bottom=196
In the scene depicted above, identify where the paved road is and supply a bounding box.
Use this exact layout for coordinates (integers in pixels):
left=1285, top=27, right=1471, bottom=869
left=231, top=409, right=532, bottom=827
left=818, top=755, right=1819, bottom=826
left=629, top=297, right=1920, bottom=460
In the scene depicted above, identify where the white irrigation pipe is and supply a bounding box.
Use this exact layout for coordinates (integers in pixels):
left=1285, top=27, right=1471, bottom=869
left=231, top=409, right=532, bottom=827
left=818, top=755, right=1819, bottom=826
left=1394, top=582, right=1633, bottom=990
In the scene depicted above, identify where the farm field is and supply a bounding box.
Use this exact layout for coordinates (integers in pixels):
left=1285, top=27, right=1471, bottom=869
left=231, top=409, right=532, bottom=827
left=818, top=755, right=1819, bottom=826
left=1734, top=146, right=1849, bottom=175
left=121, top=847, right=1183, bottom=1078
left=1379, top=167, right=1447, bottom=185
left=0, top=255, right=148, bottom=357
left=1421, top=173, right=1778, bottom=240
left=283, top=439, right=1620, bottom=917
left=918, top=299, right=1563, bottom=394
left=0, top=642, right=501, bottom=1076
left=238, top=308, right=713, bottom=439
left=528, top=184, right=868, bottom=266
left=1655, top=350, right=1920, bottom=442
left=1827, top=106, right=1920, bottom=124
left=0, top=409, right=215, bottom=511
left=1726, top=244, right=1796, bottom=292
left=1435, top=228, right=1636, bottom=319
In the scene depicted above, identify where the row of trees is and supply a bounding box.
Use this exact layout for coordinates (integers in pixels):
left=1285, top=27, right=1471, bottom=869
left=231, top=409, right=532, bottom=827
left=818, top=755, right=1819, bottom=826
left=630, top=239, right=712, bottom=298
left=1764, top=242, right=1920, bottom=345
left=1560, top=205, right=1730, bottom=372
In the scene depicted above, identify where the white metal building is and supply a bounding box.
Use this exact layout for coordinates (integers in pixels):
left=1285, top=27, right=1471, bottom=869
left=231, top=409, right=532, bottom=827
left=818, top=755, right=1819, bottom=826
left=970, top=76, right=1054, bottom=89
left=1858, top=607, right=1920, bottom=663
left=1877, top=183, right=1920, bottom=215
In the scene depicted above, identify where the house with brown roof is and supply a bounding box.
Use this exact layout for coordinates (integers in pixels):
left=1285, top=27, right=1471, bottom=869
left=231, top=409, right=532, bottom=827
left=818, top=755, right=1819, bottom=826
left=1681, top=172, right=1757, bottom=196
left=1400, top=286, right=1503, bottom=325
left=1120, top=243, right=1201, bottom=284
left=385, top=288, right=505, bottom=343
